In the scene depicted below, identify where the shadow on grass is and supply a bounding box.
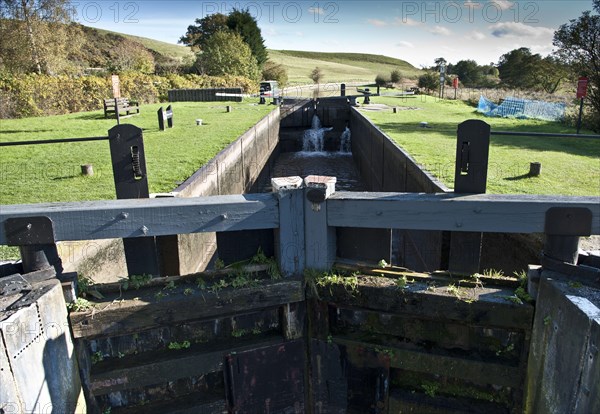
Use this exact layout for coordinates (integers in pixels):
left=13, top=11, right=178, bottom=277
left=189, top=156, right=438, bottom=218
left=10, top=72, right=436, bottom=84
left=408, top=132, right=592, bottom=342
left=1, top=129, right=55, bottom=134
left=73, top=112, right=112, bottom=121
left=504, top=173, right=535, bottom=181
left=373, top=120, right=600, bottom=159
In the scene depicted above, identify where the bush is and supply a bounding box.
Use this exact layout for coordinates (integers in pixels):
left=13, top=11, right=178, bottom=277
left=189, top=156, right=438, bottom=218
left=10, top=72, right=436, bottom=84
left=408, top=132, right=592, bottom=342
left=262, top=60, right=288, bottom=87
left=375, top=74, right=390, bottom=87
left=0, top=73, right=258, bottom=118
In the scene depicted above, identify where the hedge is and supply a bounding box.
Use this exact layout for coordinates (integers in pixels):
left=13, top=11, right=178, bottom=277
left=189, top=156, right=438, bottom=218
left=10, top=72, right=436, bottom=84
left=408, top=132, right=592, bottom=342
left=0, top=73, right=257, bottom=118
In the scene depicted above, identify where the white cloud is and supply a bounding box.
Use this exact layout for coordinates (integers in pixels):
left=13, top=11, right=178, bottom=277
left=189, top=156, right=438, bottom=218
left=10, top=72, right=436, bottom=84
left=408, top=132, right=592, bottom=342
left=397, top=41, right=415, bottom=48
left=490, top=22, right=554, bottom=38
left=308, top=7, right=325, bottom=15
left=394, top=17, right=422, bottom=26
left=264, top=28, right=278, bottom=37
left=367, top=18, right=387, bottom=27
left=492, top=0, right=514, bottom=10
left=467, top=31, right=486, bottom=40
left=295, top=31, right=304, bottom=37
left=429, top=26, right=452, bottom=36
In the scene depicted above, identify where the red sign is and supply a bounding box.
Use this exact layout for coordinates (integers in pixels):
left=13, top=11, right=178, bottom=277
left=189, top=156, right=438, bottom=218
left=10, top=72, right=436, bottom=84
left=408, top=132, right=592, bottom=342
left=453, top=78, right=459, bottom=89
left=577, top=77, right=588, bottom=99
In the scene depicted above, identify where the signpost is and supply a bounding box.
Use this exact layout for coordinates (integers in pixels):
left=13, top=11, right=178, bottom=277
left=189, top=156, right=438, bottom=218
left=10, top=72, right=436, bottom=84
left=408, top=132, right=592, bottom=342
left=439, top=64, right=446, bottom=99
left=576, top=76, right=588, bottom=134
left=111, top=75, right=121, bottom=99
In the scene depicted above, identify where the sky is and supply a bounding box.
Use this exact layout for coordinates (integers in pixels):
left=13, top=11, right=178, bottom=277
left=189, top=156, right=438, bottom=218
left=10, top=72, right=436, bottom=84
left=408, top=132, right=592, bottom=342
left=71, top=0, right=595, bottom=68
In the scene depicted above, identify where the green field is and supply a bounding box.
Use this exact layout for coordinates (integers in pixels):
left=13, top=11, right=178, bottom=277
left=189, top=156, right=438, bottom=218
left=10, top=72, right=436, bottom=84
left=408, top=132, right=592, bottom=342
left=361, top=95, right=600, bottom=196
left=268, top=50, right=421, bottom=85
left=0, top=101, right=273, bottom=205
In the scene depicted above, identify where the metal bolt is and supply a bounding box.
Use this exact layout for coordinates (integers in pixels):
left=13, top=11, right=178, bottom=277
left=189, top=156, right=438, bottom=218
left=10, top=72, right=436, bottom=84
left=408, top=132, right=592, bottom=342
left=456, top=222, right=463, bottom=228
left=120, top=212, right=129, bottom=220
left=26, top=223, right=32, bottom=230
left=140, top=226, right=149, bottom=235
left=221, top=214, right=228, bottom=220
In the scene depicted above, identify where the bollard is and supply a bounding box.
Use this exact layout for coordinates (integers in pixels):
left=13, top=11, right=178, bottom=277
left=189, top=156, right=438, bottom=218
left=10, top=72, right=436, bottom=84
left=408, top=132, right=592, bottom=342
left=529, top=162, right=541, bottom=176
left=226, top=105, right=232, bottom=113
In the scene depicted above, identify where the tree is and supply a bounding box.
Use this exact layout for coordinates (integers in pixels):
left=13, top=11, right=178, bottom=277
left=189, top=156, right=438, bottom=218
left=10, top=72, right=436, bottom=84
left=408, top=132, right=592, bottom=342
left=227, top=8, right=267, bottom=67
left=452, top=60, right=483, bottom=87
left=108, top=39, right=155, bottom=74
left=433, top=57, right=447, bottom=72
left=390, top=69, right=402, bottom=84
left=179, top=13, right=228, bottom=52
left=310, top=67, right=324, bottom=84
left=553, top=0, right=600, bottom=118
left=375, top=74, right=390, bottom=87
left=497, top=47, right=541, bottom=89
left=0, top=0, right=79, bottom=74
left=195, top=31, right=259, bottom=80
left=418, top=72, right=439, bottom=94
left=262, top=60, right=288, bottom=86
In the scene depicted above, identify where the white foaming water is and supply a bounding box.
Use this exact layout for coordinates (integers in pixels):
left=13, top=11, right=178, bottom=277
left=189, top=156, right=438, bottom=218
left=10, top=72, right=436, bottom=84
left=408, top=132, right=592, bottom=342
left=302, top=115, right=333, bottom=152
left=340, top=127, right=351, bottom=152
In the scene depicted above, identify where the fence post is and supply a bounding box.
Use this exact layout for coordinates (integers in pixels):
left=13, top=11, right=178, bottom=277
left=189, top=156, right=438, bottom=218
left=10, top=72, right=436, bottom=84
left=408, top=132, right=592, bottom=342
left=108, top=124, right=160, bottom=276
left=272, top=176, right=305, bottom=277
left=448, top=120, right=490, bottom=274
left=304, top=176, right=336, bottom=271
left=166, top=105, right=173, bottom=128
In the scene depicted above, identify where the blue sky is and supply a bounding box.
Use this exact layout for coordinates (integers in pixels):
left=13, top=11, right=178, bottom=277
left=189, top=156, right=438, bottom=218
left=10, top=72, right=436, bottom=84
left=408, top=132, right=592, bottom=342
left=71, top=1, right=595, bottom=67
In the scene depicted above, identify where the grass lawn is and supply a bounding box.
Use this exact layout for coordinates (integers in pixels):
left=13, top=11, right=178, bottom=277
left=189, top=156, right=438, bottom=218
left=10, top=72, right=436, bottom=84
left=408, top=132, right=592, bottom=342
left=269, top=50, right=422, bottom=85
left=360, top=95, right=600, bottom=196
left=0, top=100, right=274, bottom=205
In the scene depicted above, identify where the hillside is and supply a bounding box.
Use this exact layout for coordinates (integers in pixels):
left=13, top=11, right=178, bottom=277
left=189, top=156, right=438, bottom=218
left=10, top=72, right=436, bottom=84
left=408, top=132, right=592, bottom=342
left=70, top=27, right=420, bottom=84
left=92, top=28, right=194, bottom=61
left=268, top=50, right=422, bottom=84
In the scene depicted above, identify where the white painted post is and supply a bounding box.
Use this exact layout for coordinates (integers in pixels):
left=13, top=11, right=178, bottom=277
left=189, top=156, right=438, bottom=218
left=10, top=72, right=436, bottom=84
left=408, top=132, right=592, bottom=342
left=304, top=175, right=336, bottom=271
left=272, top=176, right=305, bottom=277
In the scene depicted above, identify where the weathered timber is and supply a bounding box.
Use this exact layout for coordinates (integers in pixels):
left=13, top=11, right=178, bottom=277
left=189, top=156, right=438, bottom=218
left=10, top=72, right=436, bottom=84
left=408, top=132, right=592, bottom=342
left=388, top=390, right=509, bottom=414
left=315, top=276, right=533, bottom=330
left=304, top=176, right=336, bottom=270
left=70, top=280, right=303, bottom=339
left=90, top=336, right=284, bottom=395
left=273, top=177, right=305, bottom=276
left=281, top=302, right=306, bottom=340
left=526, top=274, right=600, bottom=413
left=0, top=193, right=279, bottom=244
left=309, top=339, right=347, bottom=413
left=327, top=192, right=600, bottom=234
left=331, top=307, right=525, bottom=362
left=333, top=337, right=521, bottom=388
left=333, top=260, right=520, bottom=287
left=112, top=393, right=226, bottom=414
left=224, top=340, right=305, bottom=413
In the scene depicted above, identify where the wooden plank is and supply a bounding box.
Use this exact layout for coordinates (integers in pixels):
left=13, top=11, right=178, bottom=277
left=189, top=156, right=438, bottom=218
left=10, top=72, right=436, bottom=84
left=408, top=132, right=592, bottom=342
left=388, top=390, right=509, bottom=414
left=334, top=337, right=521, bottom=388
left=315, top=276, right=534, bottom=330
left=113, top=393, right=227, bottom=414
left=0, top=193, right=279, bottom=244
left=91, top=337, right=285, bottom=395
left=273, top=177, right=305, bottom=277
left=327, top=192, right=600, bottom=234
left=304, top=176, right=337, bottom=270
left=70, top=280, right=304, bottom=339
